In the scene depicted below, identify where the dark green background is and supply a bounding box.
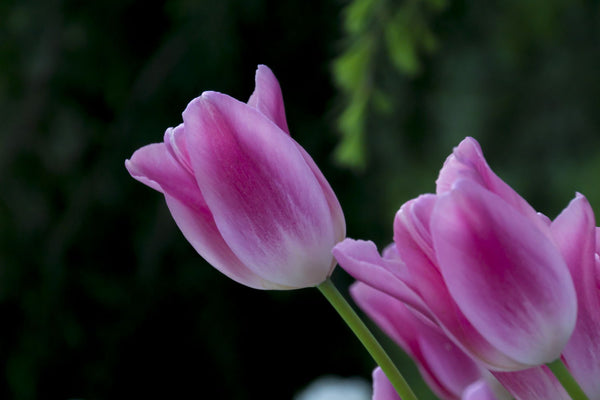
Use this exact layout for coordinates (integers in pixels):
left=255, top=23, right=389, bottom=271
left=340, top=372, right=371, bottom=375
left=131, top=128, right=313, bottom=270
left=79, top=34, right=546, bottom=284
left=1, top=0, right=600, bottom=398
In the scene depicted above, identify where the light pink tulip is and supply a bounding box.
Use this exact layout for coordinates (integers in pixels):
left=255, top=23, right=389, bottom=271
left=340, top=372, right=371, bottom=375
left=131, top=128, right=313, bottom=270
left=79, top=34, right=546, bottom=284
left=126, top=65, right=345, bottom=289
left=551, top=193, right=600, bottom=399
left=334, top=137, right=577, bottom=372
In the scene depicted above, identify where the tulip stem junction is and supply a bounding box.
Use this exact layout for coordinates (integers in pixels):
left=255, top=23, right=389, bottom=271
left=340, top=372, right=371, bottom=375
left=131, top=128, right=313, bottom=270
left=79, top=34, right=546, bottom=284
left=548, top=359, right=589, bottom=400
left=317, top=278, right=418, bottom=400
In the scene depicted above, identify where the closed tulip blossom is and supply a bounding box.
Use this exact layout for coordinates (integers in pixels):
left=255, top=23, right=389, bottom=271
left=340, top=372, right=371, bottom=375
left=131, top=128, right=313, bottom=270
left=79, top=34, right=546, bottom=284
left=126, top=65, right=345, bottom=289
left=334, top=137, right=578, bottom=376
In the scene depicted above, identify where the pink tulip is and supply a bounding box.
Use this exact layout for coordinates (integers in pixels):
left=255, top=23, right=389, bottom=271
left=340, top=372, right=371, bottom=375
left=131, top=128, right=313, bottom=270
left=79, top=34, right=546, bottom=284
left=126, top=65, right=345, bottom=289
left=551, top=193, right=600, bottom=398
left=334, top=137, right=577, bottom=371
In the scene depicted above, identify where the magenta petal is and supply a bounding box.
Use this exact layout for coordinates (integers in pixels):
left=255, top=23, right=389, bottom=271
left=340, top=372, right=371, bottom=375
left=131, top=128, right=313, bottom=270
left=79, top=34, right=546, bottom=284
left=163, top=124, right=193, bottom=174
left=372, top=367, right=401, bottom=400
left=552, top=194, right=600, bottom=399
left=418, top=329, right=485, bottom=400
left=436, top=138, right=546, bottom=232
left=125, top=142, right=200, bottom=204
left=293, top=142, right=346, bottom=245
left=246, top=64, right=290, bottom=134
left=126, top=143, right=284, bottom=289
left=393, top=195, right=522, bottom=370
left=184, top=92, right=336, bottom=288
left=432, top=180, right=577, bottom=366
left=493, top=366, right=571, bottom=400
left=393, top=194, right=438, bottom=270
left=126, top=142, right=286, bottom=289
left=164, top=195, right=287, bottom=289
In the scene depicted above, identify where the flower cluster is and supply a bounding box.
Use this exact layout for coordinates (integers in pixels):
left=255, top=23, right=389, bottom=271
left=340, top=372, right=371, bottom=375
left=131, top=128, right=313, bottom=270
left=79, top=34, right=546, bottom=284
left=335, top=138, right=600, bottom=400
left=127, top=66, right=599, bottom=400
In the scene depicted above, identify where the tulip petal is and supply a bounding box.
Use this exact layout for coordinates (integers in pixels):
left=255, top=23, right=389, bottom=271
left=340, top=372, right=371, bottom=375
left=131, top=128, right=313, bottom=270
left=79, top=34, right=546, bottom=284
left=184, top=92, right=336, bottom=288
left=164, top=195, right=289, bottom=289
left=294, top=142, right=346, bottom=244
left=493, top=366, right=571, bottom=400
left=125, top=142, right=285, bottom=289
left=432, top=179, right=577, bottom=366
left=125, top=142, right=200, bottom=205
left=393, top=195, right=437, bottom=271
left=551, top=194, right=600, bottom=399
left=163, top=124, right=193, bottom=174
left=372, top=367, right=401, bottom=400
left=333, top=239, right=433, bottom=319
left=436, top=137, right=546, bottom=232
left=247, top=64, right=290, bottom=134
left=393, top=195, right=523, bottom=371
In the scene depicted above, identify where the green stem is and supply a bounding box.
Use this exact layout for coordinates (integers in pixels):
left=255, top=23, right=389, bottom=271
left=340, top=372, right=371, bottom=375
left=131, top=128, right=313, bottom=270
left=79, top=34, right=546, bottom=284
left=548, top=359, right=589, bottom=400
left=317, top=278, right=418, bottom=400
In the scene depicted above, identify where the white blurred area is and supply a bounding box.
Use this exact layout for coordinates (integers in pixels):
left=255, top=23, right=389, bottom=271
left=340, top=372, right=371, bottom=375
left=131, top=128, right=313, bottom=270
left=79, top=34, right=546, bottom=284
left=294, top=375, right=372, bottom=400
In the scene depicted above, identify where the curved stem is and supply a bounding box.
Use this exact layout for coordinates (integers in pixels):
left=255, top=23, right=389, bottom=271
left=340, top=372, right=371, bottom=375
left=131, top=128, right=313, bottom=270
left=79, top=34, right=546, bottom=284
left=317, top=278, right=418, bottom=400
left=548, top=359, right=589, bottom=400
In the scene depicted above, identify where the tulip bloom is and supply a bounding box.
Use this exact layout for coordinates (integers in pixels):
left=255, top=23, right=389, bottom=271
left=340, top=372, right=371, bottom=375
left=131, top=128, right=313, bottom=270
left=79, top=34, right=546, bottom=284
left=334, top=137, right=577, bottom=372
left=126, top=65, right=345, bottom=289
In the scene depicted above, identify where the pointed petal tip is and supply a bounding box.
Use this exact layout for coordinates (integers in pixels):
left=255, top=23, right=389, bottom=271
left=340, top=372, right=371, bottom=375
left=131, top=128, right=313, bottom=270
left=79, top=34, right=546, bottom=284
left=124, top=156, right=164, bottom=194
left=256, top=64, right=273, bottom=75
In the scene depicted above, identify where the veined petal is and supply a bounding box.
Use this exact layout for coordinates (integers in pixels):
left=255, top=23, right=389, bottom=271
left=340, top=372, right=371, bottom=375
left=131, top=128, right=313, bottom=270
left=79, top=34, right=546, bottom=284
left=372, top=367, right=401, bottom=400
left=432, top=179, right=577, bottom=366
left=552, top=194, right=600, bottom=399
left=247, top=64, right=290, bottom=134
left=125, top=143, right=282, bottom=289
left=164, top=195, right=288, bottom=289
left=184, top=92, right=336, bottom=288
left=492, top=367, right=571, bottom=400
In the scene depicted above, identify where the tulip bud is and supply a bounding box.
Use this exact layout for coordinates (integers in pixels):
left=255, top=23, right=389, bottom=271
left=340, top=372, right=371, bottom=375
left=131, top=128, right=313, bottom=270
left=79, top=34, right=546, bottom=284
left=126, top=65, right=345, bottom=289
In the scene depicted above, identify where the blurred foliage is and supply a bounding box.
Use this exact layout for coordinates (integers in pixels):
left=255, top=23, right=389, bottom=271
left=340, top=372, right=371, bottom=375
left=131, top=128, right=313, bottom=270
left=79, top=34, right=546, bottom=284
left=333, top=0, right=600, bottom=245
left=333, top=0, right=446, bottom=168
left=1, top=0, right=600, bottom=399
